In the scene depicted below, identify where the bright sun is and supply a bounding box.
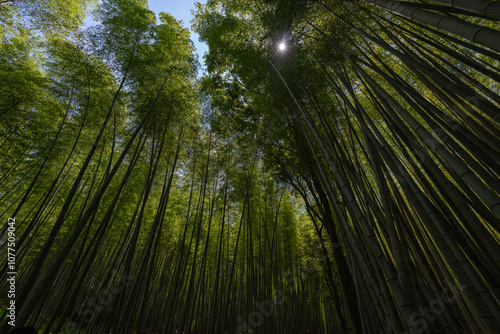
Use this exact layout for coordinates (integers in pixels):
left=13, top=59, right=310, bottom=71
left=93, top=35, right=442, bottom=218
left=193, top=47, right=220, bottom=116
left=279, top=42, right=286, bottom=51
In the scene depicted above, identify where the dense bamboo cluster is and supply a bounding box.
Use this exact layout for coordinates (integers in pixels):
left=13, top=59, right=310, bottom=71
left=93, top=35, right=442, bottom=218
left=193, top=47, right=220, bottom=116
left=1, top=0, right=500, bottom=333
left=0, top=1, right=337, bottom=333
left=193, top=0, right=500, bottom=333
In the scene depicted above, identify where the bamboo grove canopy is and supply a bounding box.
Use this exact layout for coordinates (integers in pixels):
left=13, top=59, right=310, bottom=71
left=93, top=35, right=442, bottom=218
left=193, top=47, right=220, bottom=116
left=1, top=0, right=500, bottom=333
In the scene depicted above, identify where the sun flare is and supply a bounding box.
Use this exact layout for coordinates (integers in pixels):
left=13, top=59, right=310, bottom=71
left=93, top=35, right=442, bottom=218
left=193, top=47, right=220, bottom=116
left=278, top=42, right=286, bottom=51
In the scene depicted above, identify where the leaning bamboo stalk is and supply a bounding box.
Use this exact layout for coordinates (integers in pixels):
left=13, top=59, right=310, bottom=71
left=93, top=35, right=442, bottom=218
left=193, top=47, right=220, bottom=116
left=361, top=0, right=500, bottom=52
left=313, top=12, right=500, bottom=222
left=319, top=52, right=499, bottom=330
left=428, top=0, right=500, bottom=21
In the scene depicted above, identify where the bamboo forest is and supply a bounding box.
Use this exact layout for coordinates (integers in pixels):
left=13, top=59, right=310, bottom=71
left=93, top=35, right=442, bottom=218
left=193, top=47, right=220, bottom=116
left=1, top=0, right=500, bottom=333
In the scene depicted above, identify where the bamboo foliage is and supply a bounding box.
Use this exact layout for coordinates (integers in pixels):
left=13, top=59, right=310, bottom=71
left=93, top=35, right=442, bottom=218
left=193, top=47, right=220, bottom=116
left=1, top=0, right=500, bottom=333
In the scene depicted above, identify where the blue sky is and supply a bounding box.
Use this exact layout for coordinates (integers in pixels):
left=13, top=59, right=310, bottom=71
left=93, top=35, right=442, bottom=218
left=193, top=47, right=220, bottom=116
left=84, top=0, right=209, bottom=67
